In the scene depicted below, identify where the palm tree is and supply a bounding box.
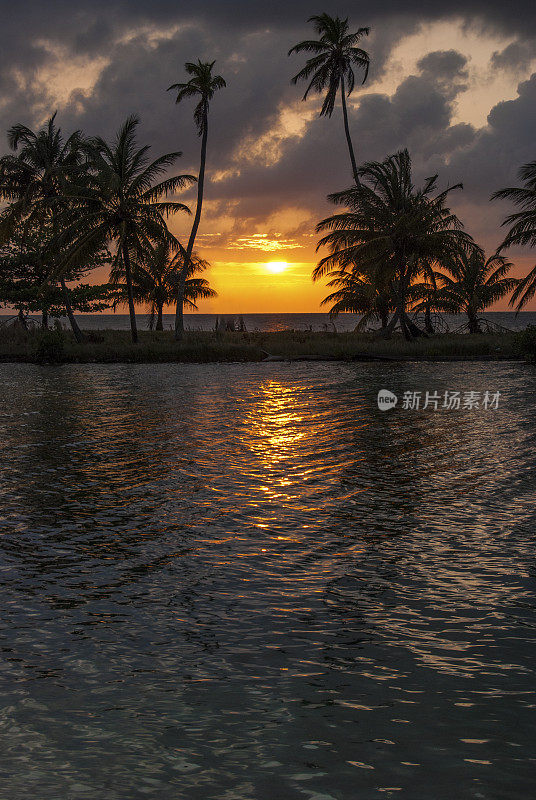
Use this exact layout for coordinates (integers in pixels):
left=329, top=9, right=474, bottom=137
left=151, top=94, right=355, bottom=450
left=432, top=248, right=517, bottom=333
left=319, top=267, right=393, bottom=330
left=289, top=13, right=370, bottom=183
left=0, top=114, right=88, bottom=341
left=492, top=160, right=536, bottom=310
left=63, top=116, right=194, bottom=343
left=407, top=278, right=443, bottom=334
left=314, top=150, right=471, bottom=340
left=168, top=60, right=226, bottom=341
left=111, top=241, right=216, bottom=330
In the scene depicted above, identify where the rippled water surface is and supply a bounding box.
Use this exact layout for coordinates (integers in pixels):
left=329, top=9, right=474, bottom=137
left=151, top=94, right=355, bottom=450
left=0, top=362, right=535, bottom=799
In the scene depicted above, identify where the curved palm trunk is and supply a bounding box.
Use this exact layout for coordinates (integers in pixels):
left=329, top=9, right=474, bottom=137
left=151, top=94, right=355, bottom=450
left=17, top=308, right=27, bottom=330
left=467, top=308, right=481, bottom=334
left=379, top=308, right=400, bottom=338
left=60, top=278, right=85, bottom=343
left=175, top=115, right=209, bottom=342
left=381, top=271, right=411, bottom=340
left=380, top=309, right=427, bottom=340
left=398, top=263, right=427, bottom=340
left=156, top=303, right=164, bottom=331
left=380, top=308, right=389, bottom=329
left=122, top=244, right=138, bottom=344
left=399, top=310, right=411, bottom=340
left=424, top=303, right=434, bottom=334
left=48, top=208, right=84, bottom=343
left=340, top=76, right=359, bottom=185
left=403, top=313, right=427, bottom=339
left=379, top=270, right=427, bottom=341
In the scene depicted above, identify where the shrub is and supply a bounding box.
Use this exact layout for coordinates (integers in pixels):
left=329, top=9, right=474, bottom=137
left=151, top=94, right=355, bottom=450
left=515, top=325, right=536, bottom=362
left=33, top=329, right=65, bottom=363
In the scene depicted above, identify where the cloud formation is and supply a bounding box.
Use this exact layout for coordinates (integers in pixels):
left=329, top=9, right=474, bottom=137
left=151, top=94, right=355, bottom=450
left=0, top=1, right=535, bottom=307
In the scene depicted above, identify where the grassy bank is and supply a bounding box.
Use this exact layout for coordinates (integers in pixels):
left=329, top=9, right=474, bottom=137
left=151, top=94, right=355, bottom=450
left=0, top=325, right=530, bottom=364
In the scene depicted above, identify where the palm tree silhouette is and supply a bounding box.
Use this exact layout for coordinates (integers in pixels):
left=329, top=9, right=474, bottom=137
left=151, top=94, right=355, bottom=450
left=0, top=114, right=88, bottom=341
left=315, top=150, right=471, bottom=339
left=64, top=116, right=194, bottom=343
left=111, top=241, right=216, bottom=331
left=168, top=60, right=226, bottom=341
left=289, top=13, right=370, bottom=183
left=492, top=160, right=536, bottom=310
left=319, top=267, right=393, bottom=330
left=432, top=248, right=517, bottom=333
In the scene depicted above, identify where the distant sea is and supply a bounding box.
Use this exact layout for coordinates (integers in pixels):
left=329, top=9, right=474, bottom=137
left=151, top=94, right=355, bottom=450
left=2, top=311, right=535, bottom=332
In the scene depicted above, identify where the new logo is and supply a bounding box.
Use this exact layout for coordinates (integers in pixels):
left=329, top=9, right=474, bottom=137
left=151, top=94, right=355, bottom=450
left=377, top=389, right=398, bottom=411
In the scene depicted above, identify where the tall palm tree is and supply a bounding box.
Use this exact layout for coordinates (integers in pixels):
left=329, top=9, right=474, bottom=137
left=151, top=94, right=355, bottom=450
left=63, top=116, right=194, bottom=343
left=168, top=60, right=226, bottom=341
left=110, top=241, right=216, bottom=330
left=315, top=150, right=471, bottom=340
left=432, top=248, right=517, bottom=333
left=492, top=160, right=536, bottom=310
left=0, top=114, right=88, bottom=341
left=289, top=13, right=370, bottom=183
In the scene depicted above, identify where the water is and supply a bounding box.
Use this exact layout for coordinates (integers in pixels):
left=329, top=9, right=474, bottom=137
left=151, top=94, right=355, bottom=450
left=0, top=361, right=535, bottom=799
left=2, top=311, right=535, bottom=332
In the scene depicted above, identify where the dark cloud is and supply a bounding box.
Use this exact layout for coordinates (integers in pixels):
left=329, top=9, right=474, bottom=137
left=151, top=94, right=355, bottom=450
left=417, top=50, right=469, bottom=99
left=0, top=1, right=535, bottom=268
left=191, top=49, right=535, bottom=256
left=491, top=41, right=534, bottom=73
left=436, top=71, right=536, bottom=248
left=3, top=1, right=536, bottom=38
left=207, top=51, right=473, bottom=208
left=450, top=72, right=536, bottom=197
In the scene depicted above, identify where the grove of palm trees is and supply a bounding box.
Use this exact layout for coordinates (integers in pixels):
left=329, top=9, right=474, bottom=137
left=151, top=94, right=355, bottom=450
left=0, top=13, right=535, bottom=361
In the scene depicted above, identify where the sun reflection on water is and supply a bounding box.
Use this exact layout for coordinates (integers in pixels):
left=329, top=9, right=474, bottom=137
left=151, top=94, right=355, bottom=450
left=241, top=380, right=310, bottom=501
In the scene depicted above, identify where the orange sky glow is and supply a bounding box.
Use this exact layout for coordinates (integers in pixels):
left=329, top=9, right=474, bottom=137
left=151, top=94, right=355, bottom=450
left=15, top=16, right=536, bottom=314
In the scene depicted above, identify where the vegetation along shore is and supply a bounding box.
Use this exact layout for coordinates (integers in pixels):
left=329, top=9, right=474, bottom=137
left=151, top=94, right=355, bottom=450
left=1, top=325, right=534, bottom=364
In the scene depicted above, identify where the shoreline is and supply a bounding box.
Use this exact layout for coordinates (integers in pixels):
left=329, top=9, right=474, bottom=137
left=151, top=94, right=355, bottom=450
left=0, top=357, right=525, bottom=365
left=0, top=328, right=531, bottom=365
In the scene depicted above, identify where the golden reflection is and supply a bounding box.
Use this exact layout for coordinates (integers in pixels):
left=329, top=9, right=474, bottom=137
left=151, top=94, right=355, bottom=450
left=241, top=379, right=309, bottom=505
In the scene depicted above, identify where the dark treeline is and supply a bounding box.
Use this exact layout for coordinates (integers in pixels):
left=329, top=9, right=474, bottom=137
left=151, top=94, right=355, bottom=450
left=1, top=13, right=535, bottom=345
left=0, top=61, right=224, bottom=344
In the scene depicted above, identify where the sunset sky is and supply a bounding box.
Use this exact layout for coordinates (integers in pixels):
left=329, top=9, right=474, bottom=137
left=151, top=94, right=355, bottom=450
left=1, top=0, right=536, bottom=312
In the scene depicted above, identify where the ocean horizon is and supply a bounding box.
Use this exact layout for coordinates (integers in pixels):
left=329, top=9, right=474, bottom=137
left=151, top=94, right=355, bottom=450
left=2, top=310, right=535, bottom=333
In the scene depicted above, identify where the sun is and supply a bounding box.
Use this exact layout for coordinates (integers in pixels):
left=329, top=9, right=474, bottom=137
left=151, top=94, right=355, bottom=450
left=264, top=261, right=289, bottom=274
